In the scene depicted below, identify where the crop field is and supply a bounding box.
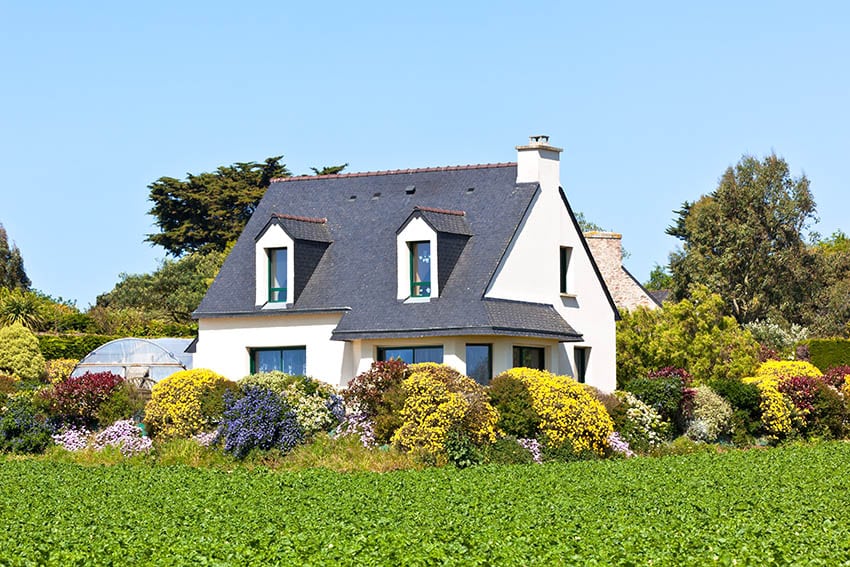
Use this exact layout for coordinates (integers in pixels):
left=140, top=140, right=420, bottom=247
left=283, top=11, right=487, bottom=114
left=1, top=443, right=849, bottom=565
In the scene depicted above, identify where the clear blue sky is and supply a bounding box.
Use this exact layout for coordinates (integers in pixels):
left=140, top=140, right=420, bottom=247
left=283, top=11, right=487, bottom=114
left=1, top=1, right=848, bottom=307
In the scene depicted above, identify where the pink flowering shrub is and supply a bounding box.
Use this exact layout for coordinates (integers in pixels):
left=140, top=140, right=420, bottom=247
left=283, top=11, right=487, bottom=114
left=94, top=420, right=152, bottom=456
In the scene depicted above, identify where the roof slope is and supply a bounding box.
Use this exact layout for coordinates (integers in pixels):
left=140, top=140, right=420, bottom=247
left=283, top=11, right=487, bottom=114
left=196, top=164, right=581, bottom=341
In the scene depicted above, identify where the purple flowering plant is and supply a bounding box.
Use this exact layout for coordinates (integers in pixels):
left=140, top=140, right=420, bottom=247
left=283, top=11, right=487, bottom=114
left=607, top=431, right=635, bottom=458
left=94, top=420, right=152, bottom=457
left=217, top=387, right=304, bottom=459
left=517, top=438, right=543, bottom=463
left=52, top=427, right=90, bottom=452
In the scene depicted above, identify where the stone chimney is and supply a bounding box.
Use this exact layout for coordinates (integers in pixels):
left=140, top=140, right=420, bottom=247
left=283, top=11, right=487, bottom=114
left=516, top=135, right=562, bottom=187
left=584, top=231, right=623, bottom=277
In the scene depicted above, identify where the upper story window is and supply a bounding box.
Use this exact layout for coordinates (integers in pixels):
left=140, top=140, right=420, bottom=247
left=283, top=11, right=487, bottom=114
left=560, top=246, right=572, bottom=294
left=268, top=248, right=288, bottom=303
left=409, top=241, right=431, bottom=297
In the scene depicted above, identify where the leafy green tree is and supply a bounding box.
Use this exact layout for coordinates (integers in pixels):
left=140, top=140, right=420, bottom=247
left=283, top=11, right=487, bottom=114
left=310, top=163, right=348, bottom=176
left=0, top=323, right=45, bottom=381
left=0, top=289, right=44, bottom=330
left=644, top=264, right=673, bottom=291
left=667, top=154, right=817, bottom=325
left=806, top=231, right=850, bottom=336
left=96, top=249, right=227, bottom=325
left=147, top=157, right=291, bottom=256
left=617, top=285, right=760, bottom=388
left=575, top=211, right=606, bottom=233
left=0, top=224, right=30, bottom=290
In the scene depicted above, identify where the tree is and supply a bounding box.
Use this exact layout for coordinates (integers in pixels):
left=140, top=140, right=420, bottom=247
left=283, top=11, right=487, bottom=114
left=147, top=157, right=291, bottom=256
left=806, top=231, right=850, bottom=336
left=0, top=323, right=45, bottom=381
left=667, top=154, right=817, bottom=325
left=310, top=163, right=348, bottom=176
left=0, top=224, right=30, bottom=290
left=574, top=211, right=606, bottom=233
left=96, top=249, right=227, bottom=324
left=616, top=285, right=760, bottom=388
left=644, top=264, right=673, bottom=291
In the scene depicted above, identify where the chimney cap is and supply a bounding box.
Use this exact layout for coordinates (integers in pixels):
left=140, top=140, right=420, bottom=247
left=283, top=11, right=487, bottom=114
left=516, top=134, right=563, bottom=153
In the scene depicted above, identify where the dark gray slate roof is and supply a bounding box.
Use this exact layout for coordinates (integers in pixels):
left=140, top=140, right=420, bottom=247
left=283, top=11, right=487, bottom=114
left=195, top=164, right=583, bottom=341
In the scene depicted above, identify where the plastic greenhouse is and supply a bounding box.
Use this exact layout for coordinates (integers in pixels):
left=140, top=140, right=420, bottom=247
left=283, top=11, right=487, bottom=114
left=71, top=338, right=194, bottom=390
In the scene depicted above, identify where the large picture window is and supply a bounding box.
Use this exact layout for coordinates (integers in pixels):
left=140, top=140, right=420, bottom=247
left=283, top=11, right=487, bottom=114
left=512, top=346, right=545, bottom=371
left=409, top=241, right=431, bottom=297
left=377, top=346, right=443, bottom=364
left=250, top=346, right=305, bottom=375
left=268, top=248, right=288, bottom=303
left=466, top=344, right=492, bottom=385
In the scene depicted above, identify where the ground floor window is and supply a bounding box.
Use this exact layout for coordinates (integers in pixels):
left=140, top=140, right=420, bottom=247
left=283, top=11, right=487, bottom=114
left=466, top=344, right=492, bottom=385
left=512, top=346, right=545, bottom=371
left=250, top=346, right=306, bottom=375
left=377, top=346, right=443, bottom=364
left=574, top=347, right=589, bottom=383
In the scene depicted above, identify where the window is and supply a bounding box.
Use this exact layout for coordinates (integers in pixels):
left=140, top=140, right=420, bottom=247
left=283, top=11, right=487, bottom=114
left=377, top=346, right=443, bottom=364
left=574, top=347, right=589, bottom=384
left=250, top=347, right=305, bottom=375
left=268, top=248, right=288, bottom=303
left=409, top=241, right=431, bottom=297
left=466, top=344, right=492, bottom=385
left=512, top=346, right=545, bottom=370
left=560, top=246, right=572, bottom=294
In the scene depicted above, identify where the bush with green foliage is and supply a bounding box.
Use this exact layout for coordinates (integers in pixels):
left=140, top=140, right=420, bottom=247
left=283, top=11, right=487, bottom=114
left=0, top=395, right=52, bottom=453
left=709, top=377, right=763, bottom=442
left=240, top=371, right=343, bottom=437
left=802, top=338, right=850, bottom=372
left=481, top=436, right=536, bottom=465
left=494, top=368, right=612, bottom=457
left=144, top=369, right=237, bottom=438
left=391, top=363, right=498, bottom=462
left=94, top=382, right=148, bottom=426
left=0, top=323, right=45, bottom=381
left=343, top=360, right=409, bottom=444
left=685, top=385, right=734, bottom=443
left=37, top=334, right=117, bottom=361
left=487, top=372, right=539, bottom=438
left=744, top=319, right=809, bottom=356
left=616, top=285, right=759, bottom=388
left=625, top=367, right=693, bottom=433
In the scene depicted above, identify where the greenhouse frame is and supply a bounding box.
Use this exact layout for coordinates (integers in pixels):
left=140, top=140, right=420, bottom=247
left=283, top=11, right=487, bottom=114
left=71, top=338, right=194, bottom=390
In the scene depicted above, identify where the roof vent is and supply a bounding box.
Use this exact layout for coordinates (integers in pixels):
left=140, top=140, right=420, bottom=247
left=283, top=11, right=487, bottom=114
left=348, top=195, right=357, bottom=201
left=405, top=185, right=416, bottom=195
left=466, top=187, right=475, bottom=193
left=372, top=192, right=381, bottom=200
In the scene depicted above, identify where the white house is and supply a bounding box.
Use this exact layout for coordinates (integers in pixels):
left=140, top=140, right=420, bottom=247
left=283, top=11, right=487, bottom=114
left=192, top=136, right=619, bottom=391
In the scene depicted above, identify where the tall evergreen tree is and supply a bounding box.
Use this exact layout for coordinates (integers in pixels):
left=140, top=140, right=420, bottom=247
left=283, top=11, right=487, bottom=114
left=0, top=223, right=31, bottom=290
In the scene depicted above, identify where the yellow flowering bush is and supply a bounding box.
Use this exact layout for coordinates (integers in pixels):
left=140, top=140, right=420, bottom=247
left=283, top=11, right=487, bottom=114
left=755, top=360, right=822, bottom=381
left=497, top=368, right=613, bottom=456
left=752, top=379, right=793, bottom=438
left=144, top=369, right=237, bottom=439
left=744, top=360, right=820, bottom=439
left=391, top=363, right=498, bottom=461
left=43, top=358, right=78, bottom=384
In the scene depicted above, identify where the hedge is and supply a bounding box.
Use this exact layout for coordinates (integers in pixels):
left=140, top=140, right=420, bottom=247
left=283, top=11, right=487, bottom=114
left=801, top=339, right=850, bottom=372
left=37, top=334, right=119, bottom=361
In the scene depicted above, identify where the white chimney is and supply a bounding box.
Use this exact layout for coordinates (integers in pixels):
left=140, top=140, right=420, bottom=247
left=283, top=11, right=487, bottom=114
left=516, top=135, right=562, bottom=186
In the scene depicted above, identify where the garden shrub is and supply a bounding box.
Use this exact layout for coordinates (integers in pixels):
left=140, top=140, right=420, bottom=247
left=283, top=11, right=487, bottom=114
left=343, top=360, right=409, bottom=444
left=144, top=369, right=237, bottom=438
left=241, top=371, right=344, bottom=437
left=0, top=323, right=45, bottom=381
left=821, top=365, right=850, bottom=389
left=94, top=420, right=152, bottom=456
left=43, top=358, right=78, bottom=384
left=777, top=376, right=845, bottom=439
left=611, top=391, right=669, bottom=453
left=94, top=382, right=148, bottom=426
left=755, top=360, right=822, bottom=380
left=685, top=385, right=734, bottom=443
left=745, top=320, right=809, bottom=356
left=37, top=334, right=117, bottom=361
left=487, top=372, right=539, bottom=438
left=709, top=377, right=763, bottom=441
left=217, top=386, right=304, bottom=459
left=444, top=429, right=483, bottom=468
left=625, top=367, right=694, bottom=432
left=0, top=395, right=52, bottom=453
left=40, top=371, right=124, bottom=428
left=747, top=378, right=793, bottom=440
left=391, top=363, right=498, bottom=462
left=481, top=436, right=535, bottom=465
left=494, top=368, right=613, bottom=457
left=802, top=338, right=850, bottom=372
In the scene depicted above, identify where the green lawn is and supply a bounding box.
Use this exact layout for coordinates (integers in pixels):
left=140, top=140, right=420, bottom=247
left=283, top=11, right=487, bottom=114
left=1, top=442, right=849, bottom=565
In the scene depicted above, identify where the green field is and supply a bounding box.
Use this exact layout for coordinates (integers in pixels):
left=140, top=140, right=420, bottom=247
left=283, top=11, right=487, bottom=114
left=1, top=443, right=849, bottom=565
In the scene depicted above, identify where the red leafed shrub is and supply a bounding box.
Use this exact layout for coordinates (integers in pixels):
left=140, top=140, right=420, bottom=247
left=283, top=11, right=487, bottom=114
left=777, top=375, right=819, bottom=414
left=343, top=360, right=410, bottom=444
left=41, top=371, right=124, bottom=427
left=821, top=366, right=850, bottom=389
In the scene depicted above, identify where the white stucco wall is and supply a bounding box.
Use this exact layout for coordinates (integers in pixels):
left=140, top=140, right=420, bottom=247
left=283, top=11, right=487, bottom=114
left=193, top=312, right=347, bottom=386
left=485, top=141, right=617, bottom=392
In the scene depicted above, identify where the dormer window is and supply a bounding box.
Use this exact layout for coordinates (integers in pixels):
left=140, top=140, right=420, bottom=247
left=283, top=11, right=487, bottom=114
left=268, top=248, right=288, bottom=302
left=409, top=241, right=431, bottom=297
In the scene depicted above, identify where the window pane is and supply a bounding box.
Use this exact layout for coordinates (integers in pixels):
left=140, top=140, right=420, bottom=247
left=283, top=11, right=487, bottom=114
left=380, top=348, right=414, bottom=364
left=513, top=346, right=544, bottom=370
left=413, top=346, right=443, bottom=364
left=575, top=347, right=588, bottom=383
left=282, top=348, right=306, bottom=375
left=466, top=344, right=492, bottom=385
left=255, top=350, right=281, bottom=373
left=560, top=247, right=570, bottom=294
left=410, top=241, right=431, bottom=297
left=269, top=248, right=287, bottom=302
